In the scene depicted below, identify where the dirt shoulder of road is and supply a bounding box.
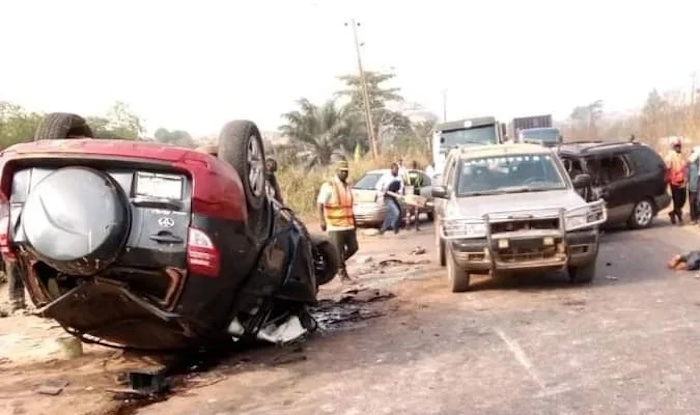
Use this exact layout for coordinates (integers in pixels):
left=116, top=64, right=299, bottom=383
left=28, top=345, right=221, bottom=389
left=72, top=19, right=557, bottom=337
left=0, top=224, right=430, bottom=415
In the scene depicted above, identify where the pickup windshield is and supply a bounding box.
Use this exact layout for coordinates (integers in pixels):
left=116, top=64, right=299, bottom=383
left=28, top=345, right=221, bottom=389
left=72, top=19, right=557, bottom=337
left=456, top=153, right=567, bottom=196
left=440, top=125, right=498, bottom=148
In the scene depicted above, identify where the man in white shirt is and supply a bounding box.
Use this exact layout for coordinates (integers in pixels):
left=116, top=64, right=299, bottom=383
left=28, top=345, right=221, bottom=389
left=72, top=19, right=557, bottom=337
left=375, top=163, right=404, bottom=234
left=424, top=162, right=436, bottom=179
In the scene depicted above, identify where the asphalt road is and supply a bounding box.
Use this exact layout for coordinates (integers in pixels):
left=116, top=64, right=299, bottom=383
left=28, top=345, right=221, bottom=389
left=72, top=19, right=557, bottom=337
left=140, top=218, right=700, bottom=415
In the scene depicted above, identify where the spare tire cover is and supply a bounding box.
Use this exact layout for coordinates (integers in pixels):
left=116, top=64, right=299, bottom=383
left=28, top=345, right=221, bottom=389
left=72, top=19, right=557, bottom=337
left=22, top=167, right=130, bottom=276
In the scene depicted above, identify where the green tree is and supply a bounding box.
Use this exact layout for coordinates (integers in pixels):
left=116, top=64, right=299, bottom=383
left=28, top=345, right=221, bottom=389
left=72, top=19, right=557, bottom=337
left=570, top=99, right=604, bottom=139
left=154, top=128, right=195, bottom=148
left=0, top=102, right=42, bottom=148
left=279, top=98, right=355, bottom=167
left=336, top=71, right=405, bottom=152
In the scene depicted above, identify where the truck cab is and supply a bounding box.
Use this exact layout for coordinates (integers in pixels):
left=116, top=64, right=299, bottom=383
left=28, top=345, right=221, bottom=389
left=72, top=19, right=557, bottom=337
left=431, top=116, right=506, bottom=182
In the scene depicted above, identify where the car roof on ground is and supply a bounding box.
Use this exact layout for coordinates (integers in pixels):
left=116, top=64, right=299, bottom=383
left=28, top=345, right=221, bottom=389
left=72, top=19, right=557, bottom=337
left=557, top=140, right=648, bottom=156
left=450, top=143, right=553, bottom=159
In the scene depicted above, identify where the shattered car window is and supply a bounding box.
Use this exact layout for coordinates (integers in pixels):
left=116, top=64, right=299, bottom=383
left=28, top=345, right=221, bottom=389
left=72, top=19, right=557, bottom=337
left=457, top=154, right=566, bottom=196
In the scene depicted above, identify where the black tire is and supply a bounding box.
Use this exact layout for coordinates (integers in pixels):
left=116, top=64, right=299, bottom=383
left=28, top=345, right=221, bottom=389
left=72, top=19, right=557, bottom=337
left=446, top=247, right=470, bottom=292
left=218, top=120, right=266, bottom=211
left=627, top=198, right=655, bottom=229
left=568, top=260, right=597, bottom=284
left=22, top=167, right=130, bottom=276
left=309, top=234, right=340, bottom=286
left=435, top=224, right=446, bottom=267
left=34, top=113, right=93, bottom=140
left=427, top=211, right=435, bottom=222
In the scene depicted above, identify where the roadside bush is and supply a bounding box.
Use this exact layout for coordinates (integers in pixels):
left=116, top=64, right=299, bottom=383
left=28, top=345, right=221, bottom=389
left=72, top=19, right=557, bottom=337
left=278, top=149, right=430, bottom=215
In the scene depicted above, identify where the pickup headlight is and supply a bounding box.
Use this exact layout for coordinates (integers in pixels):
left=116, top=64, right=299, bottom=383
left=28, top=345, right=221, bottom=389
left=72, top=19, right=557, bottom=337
left=565, top=214, right=588, bottom=230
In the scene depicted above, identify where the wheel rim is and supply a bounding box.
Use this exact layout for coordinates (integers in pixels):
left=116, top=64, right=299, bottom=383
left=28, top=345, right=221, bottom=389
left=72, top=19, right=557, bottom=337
left=634, top=200, right=653, bottom=226
left=247, top=135, right=265, bottom=197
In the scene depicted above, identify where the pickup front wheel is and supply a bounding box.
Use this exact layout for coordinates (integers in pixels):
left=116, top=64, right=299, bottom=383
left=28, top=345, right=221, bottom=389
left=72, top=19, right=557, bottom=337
left=568, top=260, right=597, bottom=284
left=447, top=248, right=470, bottom=292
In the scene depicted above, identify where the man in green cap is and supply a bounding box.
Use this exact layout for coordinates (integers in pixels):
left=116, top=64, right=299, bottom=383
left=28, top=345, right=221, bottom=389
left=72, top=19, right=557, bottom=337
left=316, top=159, right=358, bottom=283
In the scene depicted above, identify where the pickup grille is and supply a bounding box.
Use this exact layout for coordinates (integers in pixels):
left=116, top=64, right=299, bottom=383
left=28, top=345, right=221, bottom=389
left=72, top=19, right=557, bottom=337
left=490, top=218, right=559, bottom=234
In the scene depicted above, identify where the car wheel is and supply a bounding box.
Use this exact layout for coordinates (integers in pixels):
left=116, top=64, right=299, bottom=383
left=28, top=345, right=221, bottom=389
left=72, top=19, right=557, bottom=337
left=568, top=260, right=596, bottom=284
left=34, top=113, right=94, bottom=140
left=447, top=247, right=470, bottom=292
left=309, top=234, right=340, bottom=286
left=22, top=167, right=130, bottom=276
left=427, top=211, right=434, bottom=222
left=627, top=198, right=655, bottom=229
left=218, top=120, right=267, bottom=211
left=435, top=224, right=446, bottom=267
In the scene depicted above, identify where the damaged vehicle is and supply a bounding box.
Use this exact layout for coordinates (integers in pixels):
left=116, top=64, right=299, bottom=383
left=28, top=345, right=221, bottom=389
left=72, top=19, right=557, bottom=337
left=0, top=113, right=340, bottom=350
left=432, top=143, right=606, bottom=292
left=557, top=140, right=671, bottom=229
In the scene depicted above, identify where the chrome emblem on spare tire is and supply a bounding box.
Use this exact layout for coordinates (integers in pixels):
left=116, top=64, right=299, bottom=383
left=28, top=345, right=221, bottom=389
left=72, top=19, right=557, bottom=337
left=158, top=217, right=175, bottom=228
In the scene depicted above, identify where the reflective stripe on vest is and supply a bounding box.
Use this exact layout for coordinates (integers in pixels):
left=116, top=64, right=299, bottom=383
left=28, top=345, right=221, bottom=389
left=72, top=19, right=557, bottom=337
left=324, top=179, right=354, bottom=228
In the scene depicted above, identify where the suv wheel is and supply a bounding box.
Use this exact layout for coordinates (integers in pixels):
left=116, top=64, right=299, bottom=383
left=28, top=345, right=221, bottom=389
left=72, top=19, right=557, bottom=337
left=34, top=113, right=94, bottom=140
left=218, top=120, right=267, bottom=211
left=435, top=225, right=446, bottom=267
left=568, top=260, right=596, bottom=284
left=446, top=248, right=470, bottom=292
left=628, top=198, right=655, bottom=229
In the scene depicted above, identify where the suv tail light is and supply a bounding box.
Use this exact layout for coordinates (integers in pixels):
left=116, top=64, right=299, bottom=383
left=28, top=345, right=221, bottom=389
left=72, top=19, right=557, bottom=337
left=186, top=227, right=220, bottom=277
left=0, top=195, right=15, bottom=261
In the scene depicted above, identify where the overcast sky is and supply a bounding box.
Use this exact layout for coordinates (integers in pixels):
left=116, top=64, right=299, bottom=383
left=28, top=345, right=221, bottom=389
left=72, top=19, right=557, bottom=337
left=1, top=0, right=698, bottom=136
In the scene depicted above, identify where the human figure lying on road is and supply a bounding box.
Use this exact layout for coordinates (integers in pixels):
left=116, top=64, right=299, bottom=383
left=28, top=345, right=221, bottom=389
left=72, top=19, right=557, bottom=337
left=667, top=251, right=700, bottom=271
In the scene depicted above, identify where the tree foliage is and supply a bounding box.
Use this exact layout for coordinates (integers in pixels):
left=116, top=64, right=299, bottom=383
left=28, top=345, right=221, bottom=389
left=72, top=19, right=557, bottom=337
left=279, top=98, right=356, bottom=167
left=154, top=127, right=196, bottom=148
left=0, top=101, right=147, bottom=148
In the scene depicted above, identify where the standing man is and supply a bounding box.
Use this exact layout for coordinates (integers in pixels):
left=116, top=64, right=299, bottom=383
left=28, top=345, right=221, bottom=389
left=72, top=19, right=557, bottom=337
left=425, top=161, right=436, bottom=180
left=5, top=261, right=26, bottom=315
left=688, top=146, right=700, bottom=224
left=317, top=160, right=358, bottom=283
left=665, top=137, right=688, bottom=225
left=376, top=162, right=404, bottom=235
left=265, top=158, right=284, bottom=205
left=405, top=160, right=424, bottom=231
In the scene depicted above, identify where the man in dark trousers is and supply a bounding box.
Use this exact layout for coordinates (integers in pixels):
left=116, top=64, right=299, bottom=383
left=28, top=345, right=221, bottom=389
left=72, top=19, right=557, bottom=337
left=376, top=162, right=404, bottom=235
left=317, top=160, right=358, bottom=282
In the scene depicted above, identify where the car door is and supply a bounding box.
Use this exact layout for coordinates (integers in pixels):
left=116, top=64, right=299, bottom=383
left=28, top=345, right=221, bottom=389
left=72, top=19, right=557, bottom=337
left=589, top=151, right=637, bottom=224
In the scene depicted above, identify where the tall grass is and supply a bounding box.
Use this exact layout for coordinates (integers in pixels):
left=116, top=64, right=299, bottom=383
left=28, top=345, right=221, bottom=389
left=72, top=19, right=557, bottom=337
left=277, top=149, right=430, bottom=215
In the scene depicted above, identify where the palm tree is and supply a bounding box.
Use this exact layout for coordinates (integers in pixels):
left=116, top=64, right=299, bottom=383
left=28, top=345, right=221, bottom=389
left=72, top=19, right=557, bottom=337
left=279, top=98, right=356, bottom=167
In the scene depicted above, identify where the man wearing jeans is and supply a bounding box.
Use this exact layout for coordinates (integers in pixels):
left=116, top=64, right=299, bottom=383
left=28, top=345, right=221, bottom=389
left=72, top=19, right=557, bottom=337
left=376, top=163, right=404, bottom=235
left=317, top=160, right=358, bottom=283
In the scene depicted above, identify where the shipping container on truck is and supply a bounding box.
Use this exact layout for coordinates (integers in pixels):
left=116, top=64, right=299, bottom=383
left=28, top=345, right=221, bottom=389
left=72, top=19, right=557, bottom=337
left=511, top=114, right=553, bottom=138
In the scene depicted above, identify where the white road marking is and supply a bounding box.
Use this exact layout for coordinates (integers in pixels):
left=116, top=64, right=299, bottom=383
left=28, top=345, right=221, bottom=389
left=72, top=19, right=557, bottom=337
left=494, top=327, right=547, bottom=391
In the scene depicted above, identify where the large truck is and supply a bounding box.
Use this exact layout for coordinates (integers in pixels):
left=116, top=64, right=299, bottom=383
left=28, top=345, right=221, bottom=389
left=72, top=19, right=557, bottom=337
left=510, top=114, right=562, bottom=147
left=430, top=116, right=506, bottom=180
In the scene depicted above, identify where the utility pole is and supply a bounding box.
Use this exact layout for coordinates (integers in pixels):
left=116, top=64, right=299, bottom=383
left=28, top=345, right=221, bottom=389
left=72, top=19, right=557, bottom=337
left=346, top=19, right=378, bottom=159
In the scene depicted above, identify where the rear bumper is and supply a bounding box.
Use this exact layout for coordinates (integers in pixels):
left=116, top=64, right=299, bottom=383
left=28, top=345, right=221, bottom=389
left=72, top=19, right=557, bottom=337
left=36, top=280, right=198, bottom=350
left=655, top=193, right=672, bottom=213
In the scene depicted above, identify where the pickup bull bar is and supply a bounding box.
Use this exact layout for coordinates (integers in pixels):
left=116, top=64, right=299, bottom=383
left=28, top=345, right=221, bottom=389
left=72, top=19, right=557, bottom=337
left=439, top=199, right=607, bottom=240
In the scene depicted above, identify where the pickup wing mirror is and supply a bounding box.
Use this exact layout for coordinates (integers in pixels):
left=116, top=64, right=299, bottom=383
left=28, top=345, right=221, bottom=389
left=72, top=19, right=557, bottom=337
left=432, top=185, right=448, bottom=199
left=572, top=173, right=592, bottom=189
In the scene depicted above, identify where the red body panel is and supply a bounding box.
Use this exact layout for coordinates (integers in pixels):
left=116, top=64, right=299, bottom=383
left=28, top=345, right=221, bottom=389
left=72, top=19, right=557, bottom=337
left=0, top=139, right=247, bottom=222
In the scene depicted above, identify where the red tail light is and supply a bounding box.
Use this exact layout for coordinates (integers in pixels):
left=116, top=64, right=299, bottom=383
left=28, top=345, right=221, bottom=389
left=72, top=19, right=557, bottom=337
left=0, top=195, right=15, bottom=261
left=186, top=227, right=220, bottom=277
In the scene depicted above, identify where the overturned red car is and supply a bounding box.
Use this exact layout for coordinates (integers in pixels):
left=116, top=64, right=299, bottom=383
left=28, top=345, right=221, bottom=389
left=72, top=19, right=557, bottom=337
left=0, top=113, right=340, bottom=350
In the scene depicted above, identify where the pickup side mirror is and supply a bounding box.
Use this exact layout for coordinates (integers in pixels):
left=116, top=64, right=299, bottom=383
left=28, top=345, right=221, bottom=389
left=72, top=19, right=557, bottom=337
left=572, top=173, right=592, bottom=189
left=432, top=185, right=448, bottom=199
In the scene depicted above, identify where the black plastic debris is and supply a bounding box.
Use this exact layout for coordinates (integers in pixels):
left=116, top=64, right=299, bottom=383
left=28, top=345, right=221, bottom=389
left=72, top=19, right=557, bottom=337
left=108, top=367, right=169, bottom=398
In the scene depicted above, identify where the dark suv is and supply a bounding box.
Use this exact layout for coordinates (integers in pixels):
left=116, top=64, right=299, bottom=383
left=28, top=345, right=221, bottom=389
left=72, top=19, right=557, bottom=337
left=557, top=141, right=671, bottom=229
left=0, top=113, right=340, bottom=351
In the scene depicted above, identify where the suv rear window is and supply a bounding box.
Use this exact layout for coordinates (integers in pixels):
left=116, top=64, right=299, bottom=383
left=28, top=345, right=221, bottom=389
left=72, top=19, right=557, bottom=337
left=629, top=147, right=663, bottom=173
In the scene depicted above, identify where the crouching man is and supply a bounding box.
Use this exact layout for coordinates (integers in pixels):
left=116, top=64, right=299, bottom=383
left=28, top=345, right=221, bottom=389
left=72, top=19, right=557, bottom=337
left=317, top=160, right=358, bottom=283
